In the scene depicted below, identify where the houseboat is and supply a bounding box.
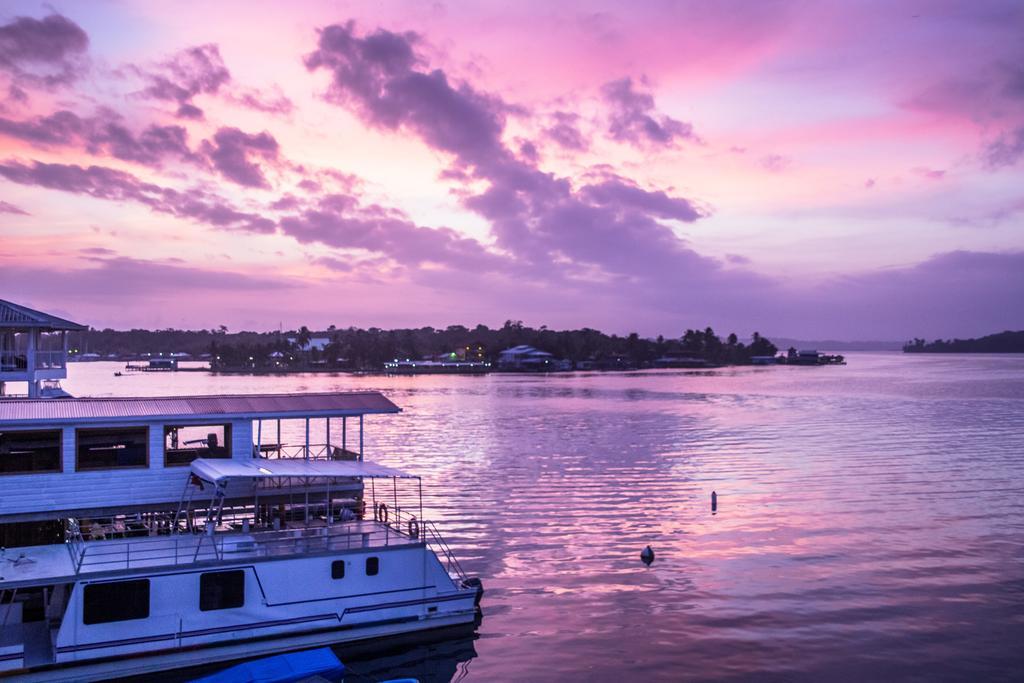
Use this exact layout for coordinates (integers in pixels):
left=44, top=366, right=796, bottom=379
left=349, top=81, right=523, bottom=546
left=0, top=392, right=483, bottom=681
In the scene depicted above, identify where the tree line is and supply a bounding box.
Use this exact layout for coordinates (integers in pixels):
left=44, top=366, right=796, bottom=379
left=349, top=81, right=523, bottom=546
left=69, top=321, right=779, bottom=370
left=903, top=331, right=1024, bottom=353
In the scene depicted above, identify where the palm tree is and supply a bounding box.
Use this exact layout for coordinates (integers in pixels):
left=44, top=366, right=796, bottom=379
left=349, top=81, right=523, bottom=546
left=296, top=326, right=311, bottom=350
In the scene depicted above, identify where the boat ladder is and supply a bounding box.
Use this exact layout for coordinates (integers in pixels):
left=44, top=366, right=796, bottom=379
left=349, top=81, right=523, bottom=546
left=423, top=521, right=468, bottom=582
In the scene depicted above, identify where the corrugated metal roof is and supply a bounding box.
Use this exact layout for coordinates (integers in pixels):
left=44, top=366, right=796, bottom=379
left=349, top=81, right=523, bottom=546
left=0, top=391, right=400, bottom=424
left=0, top=300, right=87, bottom=330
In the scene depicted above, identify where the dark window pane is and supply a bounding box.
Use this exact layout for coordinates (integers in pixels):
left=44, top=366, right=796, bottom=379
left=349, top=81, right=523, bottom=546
left=77, top=428, right=148, bottom=470
left=164, top=424, right=232, bottom=466
left=200, top=570, right=245, bottom=611
left=0, top=430, right=61, bottom=474
left=83, top=580, right=149, bottom=624
left=331, top=560, right=345, bottom=579
left=366, top=556, right=379, bottom=576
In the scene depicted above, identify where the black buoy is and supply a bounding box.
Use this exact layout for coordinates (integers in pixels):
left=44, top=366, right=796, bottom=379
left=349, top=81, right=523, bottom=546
left=641, top=545, right=655, bottom=566
left=711, top=490, right=718, bottom=513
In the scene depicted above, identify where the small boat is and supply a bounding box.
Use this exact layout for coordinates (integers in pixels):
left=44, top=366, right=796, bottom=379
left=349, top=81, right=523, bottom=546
left=190, top=647, right=345, bottom=683
left=113, top=371, right=123, bottom=376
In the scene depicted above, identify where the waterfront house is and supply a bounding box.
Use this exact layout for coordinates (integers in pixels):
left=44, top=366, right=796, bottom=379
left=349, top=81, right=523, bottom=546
left=497, top=345, right=556, bottom=370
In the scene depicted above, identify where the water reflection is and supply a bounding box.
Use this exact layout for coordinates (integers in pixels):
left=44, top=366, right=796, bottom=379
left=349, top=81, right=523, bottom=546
left=69, top=353, right=1024, bottom=681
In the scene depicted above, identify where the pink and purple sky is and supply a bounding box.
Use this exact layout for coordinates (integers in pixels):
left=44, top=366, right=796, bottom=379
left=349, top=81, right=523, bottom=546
left=0, top=1, right=1022, bottom=339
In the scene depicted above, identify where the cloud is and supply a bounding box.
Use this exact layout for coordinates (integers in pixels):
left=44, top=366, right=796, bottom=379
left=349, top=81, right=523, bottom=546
left=911, top=167, right=946, bottom=180
left=0, top=159, right=274, bottom=233
left=0, top=110, right=84, bottom=145
left=1, top=256, right=294, bottom=305
left=760, top=154, right=791, bottom=173
left=306, top=22, right=508, bottom=167
left=797, top=250, right=1024, bottom=339
left=139, top=44, right=230, bottom=119
left=0, top=12, right=88, bottom=87
left=601, top=77, right=697, bottom=147
left=305, top=21, right=714, bottom=290
left=279, top=193, right=505, bottom=271
left=228, top=87, right=295, bottom=115
left=983, top=126, right=1024, bottom=168
left=578, top=176, right=702, bottom=221
left=0, top=109, right=194, bottom=166
left=0, top=200, right=28, bottom=215
left=544, top=111, right=588, bottom=151
left=200, top=127, right=280, bottom=188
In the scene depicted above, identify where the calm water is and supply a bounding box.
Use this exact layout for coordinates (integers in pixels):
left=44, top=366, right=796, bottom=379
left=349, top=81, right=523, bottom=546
left=66, top=353, right=1024, bottom=682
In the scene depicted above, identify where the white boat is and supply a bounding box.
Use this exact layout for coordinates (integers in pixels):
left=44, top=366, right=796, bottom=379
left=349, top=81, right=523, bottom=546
left=0, top=392, right=482, bottom=681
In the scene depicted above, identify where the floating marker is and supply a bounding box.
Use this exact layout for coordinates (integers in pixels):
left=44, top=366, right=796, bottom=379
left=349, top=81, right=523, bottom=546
left=641, top=545, right=655, bottom=566
left=711, top=490, right=718, bottom=512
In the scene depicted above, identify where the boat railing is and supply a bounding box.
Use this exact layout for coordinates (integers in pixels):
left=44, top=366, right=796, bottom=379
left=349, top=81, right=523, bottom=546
left=423, top=520, right=468, bottom=581
left=369, top=503, right=467, bottom=581
left=253, top=443, right=361, bottom=461
left=0, top=350, right=65, bottom=371
left=65, top=518, right=425, bottom=574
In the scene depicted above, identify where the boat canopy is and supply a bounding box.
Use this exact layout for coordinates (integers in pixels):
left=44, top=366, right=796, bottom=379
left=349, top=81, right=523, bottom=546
left=190, top=457, right=417, bottom=484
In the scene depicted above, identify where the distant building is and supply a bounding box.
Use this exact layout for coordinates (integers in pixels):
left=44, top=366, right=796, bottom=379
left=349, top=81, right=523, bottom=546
left=497, top=345, right=556, bottom=370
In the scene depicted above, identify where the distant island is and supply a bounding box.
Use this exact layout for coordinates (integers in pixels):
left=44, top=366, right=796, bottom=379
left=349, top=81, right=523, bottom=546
left=903, top=331, right=1024, bottom=353
left=67, top=322, right=793, bottom=372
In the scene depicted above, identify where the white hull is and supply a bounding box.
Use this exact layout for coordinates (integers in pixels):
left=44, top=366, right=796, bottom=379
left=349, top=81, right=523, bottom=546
left=11, top=611, right=477, bottom=682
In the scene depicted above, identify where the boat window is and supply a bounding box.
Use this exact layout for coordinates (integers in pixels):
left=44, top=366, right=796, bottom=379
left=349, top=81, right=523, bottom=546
left=83, top=579, right=150, bottom=624
left=164, top=424, right=232, bottom=466
left=332, top=560, right=346, bottom=579
left=366, top=556, right=379, bottom=576
left=200, top=570, right=245, bottom=611
left=76, top=427, right=149, bottom=470
left=0, top=429, right=62, bottom=474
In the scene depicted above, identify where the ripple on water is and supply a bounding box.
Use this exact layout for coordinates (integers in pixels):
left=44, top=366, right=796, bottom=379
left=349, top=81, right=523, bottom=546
left=65, top=353, right=1024, bottom=682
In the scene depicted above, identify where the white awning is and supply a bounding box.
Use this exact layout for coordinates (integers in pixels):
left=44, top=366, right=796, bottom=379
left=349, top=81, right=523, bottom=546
left=190, top=457, right=417, bottom=484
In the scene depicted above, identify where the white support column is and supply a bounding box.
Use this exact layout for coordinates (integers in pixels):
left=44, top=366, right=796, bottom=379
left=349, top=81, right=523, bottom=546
left=26, top=329, right=38, bottom=398
left=304, top=418, right=310, bottom=460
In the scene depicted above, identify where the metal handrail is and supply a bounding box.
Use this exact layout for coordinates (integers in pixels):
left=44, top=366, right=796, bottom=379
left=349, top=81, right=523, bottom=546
left=254, top=443, right=359, bottom=460
left=69, top=520, right=419, bottom=573
left=424, top=521, right=468, bottom=581
left=0, top=350, right=65, bottom=370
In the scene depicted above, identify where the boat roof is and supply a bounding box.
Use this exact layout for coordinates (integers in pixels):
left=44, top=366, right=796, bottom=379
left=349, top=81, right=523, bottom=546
left=0, top=299, right=87, bottom=330
left=191, top=457, right=417, bottom=483
left=0, top=391, right=400, bottom=426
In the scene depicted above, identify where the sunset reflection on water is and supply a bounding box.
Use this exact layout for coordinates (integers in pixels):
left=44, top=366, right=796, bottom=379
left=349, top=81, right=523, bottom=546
left=70, top=353, right=1024, bottom=682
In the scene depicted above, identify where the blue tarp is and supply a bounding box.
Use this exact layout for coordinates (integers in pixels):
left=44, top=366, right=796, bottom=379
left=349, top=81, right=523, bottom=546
left=190, top=647, right=345, bottom=683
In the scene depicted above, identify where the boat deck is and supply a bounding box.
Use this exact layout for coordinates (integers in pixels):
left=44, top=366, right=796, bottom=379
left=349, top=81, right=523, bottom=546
left=0, top=520, right=420, bottom=588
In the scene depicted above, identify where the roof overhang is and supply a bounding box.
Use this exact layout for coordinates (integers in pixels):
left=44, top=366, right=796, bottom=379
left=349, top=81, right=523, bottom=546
left=190, top=457, right=417, bottom=484
left=0, top=299, right=87, bottom=330
left=0, top=391, right=401, bottom=427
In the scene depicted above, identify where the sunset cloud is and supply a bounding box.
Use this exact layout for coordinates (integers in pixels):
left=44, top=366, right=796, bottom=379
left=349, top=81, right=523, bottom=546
left=0, top=12, right=88, bottom=87
left=601, top=77, right=697, bottom=147
left=0, top=3, right=1021, bottom=338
